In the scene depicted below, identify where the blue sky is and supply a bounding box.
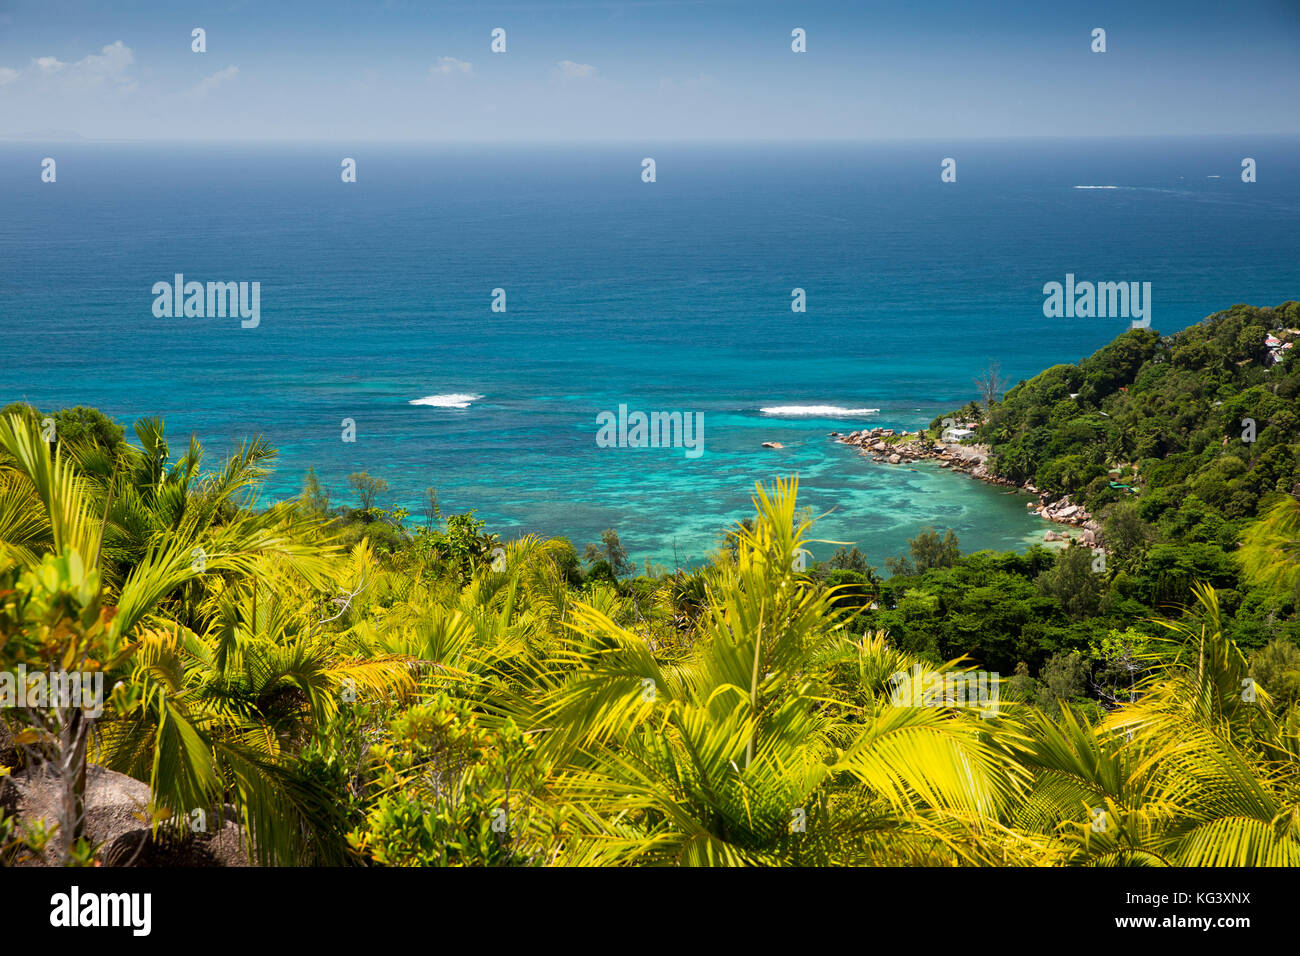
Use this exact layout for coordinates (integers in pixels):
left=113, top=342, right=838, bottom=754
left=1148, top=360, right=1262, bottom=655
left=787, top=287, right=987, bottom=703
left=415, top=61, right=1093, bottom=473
left=1, top=0, right=1297, bottom=141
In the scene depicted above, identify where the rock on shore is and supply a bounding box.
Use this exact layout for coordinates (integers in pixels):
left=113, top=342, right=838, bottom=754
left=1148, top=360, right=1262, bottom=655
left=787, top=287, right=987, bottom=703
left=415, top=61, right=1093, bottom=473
left=835, top=427, right=1102, bottom=544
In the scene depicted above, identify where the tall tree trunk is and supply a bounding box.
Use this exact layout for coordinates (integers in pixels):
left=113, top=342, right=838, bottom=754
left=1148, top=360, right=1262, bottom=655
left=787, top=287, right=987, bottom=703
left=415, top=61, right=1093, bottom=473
left=57, top=706, right=88, bottom=866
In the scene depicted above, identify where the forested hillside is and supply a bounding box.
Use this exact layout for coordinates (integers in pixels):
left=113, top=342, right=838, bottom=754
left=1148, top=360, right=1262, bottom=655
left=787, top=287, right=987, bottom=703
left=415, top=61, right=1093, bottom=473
left=979, top=301, right=1300, bottom=530
left=867, top=303, right=1300, bottom=686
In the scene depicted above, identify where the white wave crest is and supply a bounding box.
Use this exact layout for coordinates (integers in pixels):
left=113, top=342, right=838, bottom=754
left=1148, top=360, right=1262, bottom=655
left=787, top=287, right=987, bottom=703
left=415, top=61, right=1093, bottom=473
left=759, top=405, right=880, bottom=418
left=409, top=393, right=484, bottom=408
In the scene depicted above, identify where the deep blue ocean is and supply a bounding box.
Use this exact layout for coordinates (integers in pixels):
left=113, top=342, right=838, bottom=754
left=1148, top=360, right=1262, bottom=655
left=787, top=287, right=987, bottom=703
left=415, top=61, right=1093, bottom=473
left=2, top=137, right=1297, bottom=568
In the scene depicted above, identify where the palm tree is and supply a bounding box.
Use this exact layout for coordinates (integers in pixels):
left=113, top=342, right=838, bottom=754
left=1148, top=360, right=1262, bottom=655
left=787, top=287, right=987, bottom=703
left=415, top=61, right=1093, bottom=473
left=0, top=412, right=400, bottom=863
left=500, top=478, right=1021, bottom=865
left=1239, top=494, right=1300, bottom=597
left=1010, top=584, right=1300, bottom=866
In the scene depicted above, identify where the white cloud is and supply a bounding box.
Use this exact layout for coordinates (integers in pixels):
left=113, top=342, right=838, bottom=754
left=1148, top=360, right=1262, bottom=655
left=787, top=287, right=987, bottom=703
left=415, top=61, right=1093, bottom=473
left=72, top=41, right=134, bottom=87
left=556, top=60, right=597, bottom=79
left=430, top=56, right=472, bottom=77
left=192, top=65, right=239, bottom=96
left=30, top=42, right=135, bottom=91
left=8, top=42, right=136, bottom=94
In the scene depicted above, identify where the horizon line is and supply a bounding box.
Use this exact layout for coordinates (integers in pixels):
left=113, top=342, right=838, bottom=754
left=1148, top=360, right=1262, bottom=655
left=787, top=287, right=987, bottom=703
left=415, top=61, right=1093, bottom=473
left=3, top=131, right=1298, bottom=146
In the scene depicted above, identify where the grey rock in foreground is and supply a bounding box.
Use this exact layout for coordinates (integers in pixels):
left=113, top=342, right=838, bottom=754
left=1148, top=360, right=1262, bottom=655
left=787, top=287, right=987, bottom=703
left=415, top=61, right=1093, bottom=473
left=1, top=763, right=151, bottom=865
left=103, top=805, right=252, bottom=867
left=1, top=763, right=251, bottom=867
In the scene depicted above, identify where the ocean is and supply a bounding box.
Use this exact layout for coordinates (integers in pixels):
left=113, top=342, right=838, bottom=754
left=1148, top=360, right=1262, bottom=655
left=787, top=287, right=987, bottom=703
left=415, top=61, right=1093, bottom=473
left=2, top=136, right=1297, bottom=568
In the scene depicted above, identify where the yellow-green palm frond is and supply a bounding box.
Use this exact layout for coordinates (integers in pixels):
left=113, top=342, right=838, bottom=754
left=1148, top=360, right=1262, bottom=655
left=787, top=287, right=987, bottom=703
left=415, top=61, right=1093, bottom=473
left=835, top=703, right=1023, bottom=820
left=0, top=412, right=104, bottom=566
left=1238, top=494, right=1300, bottom=597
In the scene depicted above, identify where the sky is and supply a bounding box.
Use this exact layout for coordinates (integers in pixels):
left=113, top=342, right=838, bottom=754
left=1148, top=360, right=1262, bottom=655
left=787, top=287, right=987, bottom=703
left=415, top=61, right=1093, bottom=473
left=0, top=0, right=1298, bottom=141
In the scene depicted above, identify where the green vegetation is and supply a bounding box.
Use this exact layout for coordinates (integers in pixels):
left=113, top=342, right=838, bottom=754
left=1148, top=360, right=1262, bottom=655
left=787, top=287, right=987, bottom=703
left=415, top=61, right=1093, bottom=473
left=2, top=304, right=1298, bottom=866
left=884, top=303, right=1300, bottom=688
left=969, top=301, right=1300, bottom=527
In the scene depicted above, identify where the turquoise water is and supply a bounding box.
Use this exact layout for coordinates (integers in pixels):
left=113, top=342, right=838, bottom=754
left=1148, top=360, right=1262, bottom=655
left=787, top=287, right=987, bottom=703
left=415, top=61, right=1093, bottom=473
left=2, top=138, right=1297, bottom=567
